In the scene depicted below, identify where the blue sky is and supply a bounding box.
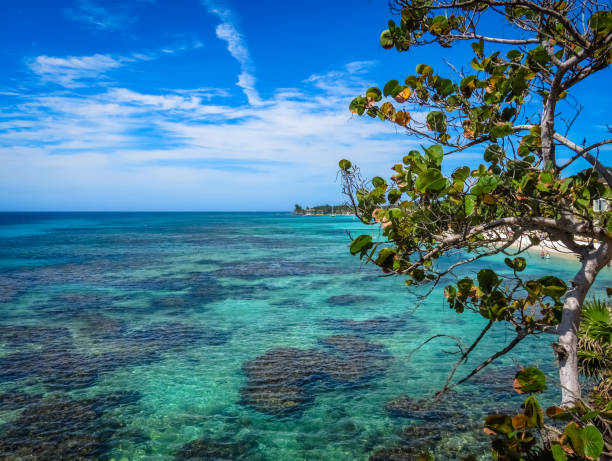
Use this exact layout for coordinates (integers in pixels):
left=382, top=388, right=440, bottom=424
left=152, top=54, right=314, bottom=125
left=0, top=0, right=609, bottom=211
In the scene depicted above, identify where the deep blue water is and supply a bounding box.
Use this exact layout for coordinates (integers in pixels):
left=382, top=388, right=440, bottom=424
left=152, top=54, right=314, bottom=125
left=0, top=212, right=610, bottom=460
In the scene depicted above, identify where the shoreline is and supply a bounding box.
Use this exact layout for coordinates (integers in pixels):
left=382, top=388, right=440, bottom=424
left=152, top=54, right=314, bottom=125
left=508, top=234, right=595, bottom=261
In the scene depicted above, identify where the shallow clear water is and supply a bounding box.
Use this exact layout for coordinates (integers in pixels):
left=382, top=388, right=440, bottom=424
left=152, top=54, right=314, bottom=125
left=0, top=212, right=610, bottom=460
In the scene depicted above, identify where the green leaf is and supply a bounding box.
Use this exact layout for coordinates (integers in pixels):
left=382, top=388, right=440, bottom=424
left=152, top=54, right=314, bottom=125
left=415, top=168, right=447, bottom=192
left=349, top=96, right=367, bottom=116
left=471, top=175, right=500, bottom=196
left=416, top=64, right=433, bottom=76
left=457, top=278, right=474, bottom=299
left=515, top=367, right=547, bottom=393
left=484, top=414, right=514, bottom=436
left=349, top=235, right=373, bottom=255
left=366, top=87, right=382, bottom=102
left=383, top=79, right=401, bottom=97
left=504, top=257, right=527, bottom=272
left=388, top=189, right=402, bottom=203
left=380, top=29, right=394, bottom=49
left=477, top=269, right=498, bottom=294
left=490, top=122, right=513, bottom=139
left=372, top=176, right=386, bottom=188
left=339, top=159, right=352, bottom=171
left=537, top=276, right=567, bottom=301
left=452, top=166, right=470, bottom=183
left=564, top=422, right=585, bottom=457
left=523, top=395, right=544, bottom=427
left=581, top=425, right=604, bottom=460
left=464, top=194, right=476, bottom=215
left=425, top=145, right=444, bottom=166
left=471, top=38, right=484, bottom=58
left=426, top=111, right=447, bottom=133
left=484, top=144, right=504, bottom=164
left=551, top=444, right=567, bottom=461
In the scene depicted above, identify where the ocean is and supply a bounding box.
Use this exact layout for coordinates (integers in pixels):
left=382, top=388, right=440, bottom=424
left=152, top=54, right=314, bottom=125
left=0, top=212, right=610, bottom=460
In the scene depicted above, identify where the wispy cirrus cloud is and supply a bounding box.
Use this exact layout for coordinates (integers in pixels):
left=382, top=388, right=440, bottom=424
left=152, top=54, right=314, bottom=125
left=63, top=0, right=156, bottom=30
left=0, top=54, right=419, bottom=210
left=63, top=0, right=132, bottom=30
left=28, top=54, right=123, bottom=88
left=204, top=1, right=262, bottom=106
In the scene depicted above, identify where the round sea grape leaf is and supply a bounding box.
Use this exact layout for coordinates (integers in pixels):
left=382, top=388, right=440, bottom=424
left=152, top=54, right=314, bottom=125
left=416, top=63, right=433, bottom=76
left=484, top=414, right=514, bottom=436
left=504, top=257, right=526, bottom=272
left=490, top=122, right=513, bottom=139
left=484, top=144, right=504, bottom=164
left=426, top=111, right=447, bottom=133
left=537, top=276, right=567, bottom=300
left=415, top=168, right=447, bottom=192
left=349, top=96, right=366, bottom=115
left=394, top=110, right=410, bottom=126
left=514, top=367, right=547, bottom=393
left=471, top=174, right=500, bottom=196
left=388, top=189, right=402, bottom=203
left=477, top=269, right=498, bottom=294
left=581, top=425, right=604, bottom=460
left=551, top=444, right=567, bottom=461
left=380, top=30, right=394, bottom=49
left=339, top=159, right=352, bottom=171
left=563, top=422, right=585, bottom=457
left=366, top=87, right=382, bottom=102
left=425, top=144, right=444, bottom=166
left=349, top=234, right=373, bottom=255
left=383, top=79, right=401, bottom=97
left=372, top=176, right=386, bottom=188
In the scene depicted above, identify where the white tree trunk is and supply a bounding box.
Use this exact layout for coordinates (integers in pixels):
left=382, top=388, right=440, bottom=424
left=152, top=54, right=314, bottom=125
left=556, top=242, right=612, bottom=406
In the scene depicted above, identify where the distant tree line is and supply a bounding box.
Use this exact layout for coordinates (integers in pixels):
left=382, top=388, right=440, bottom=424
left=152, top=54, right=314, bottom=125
left=293, top=204, right=354, bottom=215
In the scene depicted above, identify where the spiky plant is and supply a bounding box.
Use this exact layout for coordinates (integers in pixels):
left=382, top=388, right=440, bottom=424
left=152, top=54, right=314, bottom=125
left=578, top=298, right=612, bottom=407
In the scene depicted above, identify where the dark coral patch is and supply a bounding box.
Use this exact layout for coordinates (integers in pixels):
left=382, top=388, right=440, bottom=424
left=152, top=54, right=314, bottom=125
left=0, top=391, right=43, bottom=411
left=78, top=314, right=126, bottom=342
left=0, top=324, right=72, bottom=348
left=326, top=294, right=378, bottom=306
left=212, top=259, right=354, bottom=280
left=320, top=316, right=407, bottom=335
left=240, top=335, right=390, bottom=416
left=175, top=436, right=261, bottom=461
left=0, top=391, right=141, bottom=460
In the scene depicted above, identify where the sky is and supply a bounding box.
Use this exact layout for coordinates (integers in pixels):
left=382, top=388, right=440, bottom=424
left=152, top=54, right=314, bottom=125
left=0, top=0, right=609, bottom=211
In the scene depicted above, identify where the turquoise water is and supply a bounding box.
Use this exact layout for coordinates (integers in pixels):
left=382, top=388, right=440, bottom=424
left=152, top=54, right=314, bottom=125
left=0, top=212, right=610, bottom=460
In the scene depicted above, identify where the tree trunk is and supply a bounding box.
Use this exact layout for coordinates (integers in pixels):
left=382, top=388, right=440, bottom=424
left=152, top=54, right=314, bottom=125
left=556, top=242, right=612, bottom=406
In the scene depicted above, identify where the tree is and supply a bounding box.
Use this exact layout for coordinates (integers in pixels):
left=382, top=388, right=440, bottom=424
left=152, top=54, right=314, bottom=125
left=341, top=0, right=612, bottom=407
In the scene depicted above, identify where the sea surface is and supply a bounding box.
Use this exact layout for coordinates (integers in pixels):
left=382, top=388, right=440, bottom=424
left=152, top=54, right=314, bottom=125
left=0, top=212, right=611, bottom=460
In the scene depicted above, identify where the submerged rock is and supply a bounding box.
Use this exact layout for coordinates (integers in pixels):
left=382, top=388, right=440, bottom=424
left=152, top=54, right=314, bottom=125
left=0, top=391, right=141, bottom=460
left=175, top=436, right=260, bottom=461
left=326, top=294, right=377, bottom=306
left=321, top=316, right=407, bottom=335
left=0, top=324, right=72, bottom=348
left=0, top=391, right=43, bottom=411
left=241, top=335, right=390, bottom=416
left=78, top=314, right=125, bottom=341
left=369, top=446, right=423, bottom=461
left=125, top=321, right=231, bottom=349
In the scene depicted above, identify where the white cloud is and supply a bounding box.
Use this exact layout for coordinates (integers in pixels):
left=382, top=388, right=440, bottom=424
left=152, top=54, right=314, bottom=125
left=0, top=58, right=423, bottom=210
left=29, top=54, right=122, bottom=88
left=205, top=3, right=262, bottom=106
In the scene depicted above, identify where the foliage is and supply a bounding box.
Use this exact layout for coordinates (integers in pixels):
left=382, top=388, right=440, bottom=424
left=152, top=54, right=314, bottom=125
left=482, top=367, right=611, bottom=461
left=340, top=0, right=612, bottom=406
